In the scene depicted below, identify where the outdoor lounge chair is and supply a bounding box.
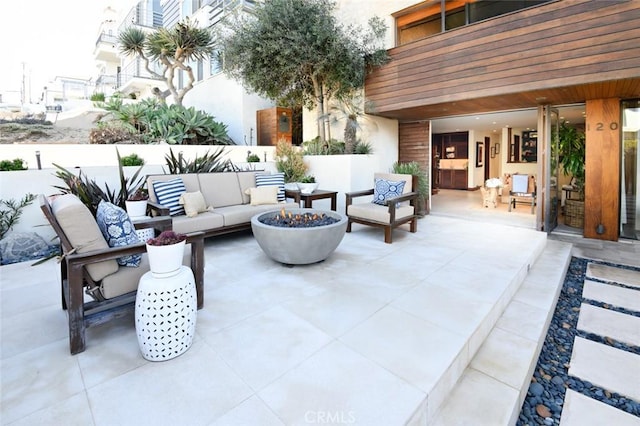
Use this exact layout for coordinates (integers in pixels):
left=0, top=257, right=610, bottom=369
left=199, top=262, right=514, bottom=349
left=345, top=172, right=419, bottom=243
left=40, top=194, right=205, bottom=355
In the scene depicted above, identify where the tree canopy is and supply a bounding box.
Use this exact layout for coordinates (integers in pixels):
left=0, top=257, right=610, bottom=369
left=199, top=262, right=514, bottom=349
left=118, top=19, right=215, bottom=106
left=219, top=0, right=388, bottom=142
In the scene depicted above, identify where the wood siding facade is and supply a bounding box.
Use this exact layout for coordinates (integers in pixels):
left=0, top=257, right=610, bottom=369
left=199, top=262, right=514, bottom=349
left=365, top=0, right=640, bottom=121
left=366, top=0, right=640, bottom=240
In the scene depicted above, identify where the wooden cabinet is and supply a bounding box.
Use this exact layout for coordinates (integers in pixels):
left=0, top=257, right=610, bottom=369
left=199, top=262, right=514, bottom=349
left=433, top=131, right=469, bottom=190
left=439, top=169, right=468, bottom=189
left=521, top=130, right=537, bottom=162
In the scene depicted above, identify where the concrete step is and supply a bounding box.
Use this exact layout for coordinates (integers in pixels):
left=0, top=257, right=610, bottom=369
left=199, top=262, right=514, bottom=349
left=430, top=238, right=573, bottom=426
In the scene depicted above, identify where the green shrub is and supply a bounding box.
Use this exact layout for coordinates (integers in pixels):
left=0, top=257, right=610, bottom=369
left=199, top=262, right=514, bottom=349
left=0, top=194, right=36, bottom=239
left=96, top=99, right=235, bottom=145
left=302, top=137, right=345, bottom=155
left=354, top=141, right=373, bottom=154
left=275, top=140, right=308, bottom=183
left=121, top=153, right=145, bottom=166
left=90, top=92, right=106, bottom=102
left=164, top=147, right=232, bottom=174
left=53, top=149, right=146, bottom=216
left=246, top=152, right=261, bottom=162
left=0, top=158, right=28, bottom=171
left=392, top=161, right=429, bottom=215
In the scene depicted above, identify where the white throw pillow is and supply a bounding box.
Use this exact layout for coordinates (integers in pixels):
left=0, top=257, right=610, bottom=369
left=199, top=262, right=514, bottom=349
left=246, top=186, right=279, bottom=206
left=179, top=191, right=211, bottom=217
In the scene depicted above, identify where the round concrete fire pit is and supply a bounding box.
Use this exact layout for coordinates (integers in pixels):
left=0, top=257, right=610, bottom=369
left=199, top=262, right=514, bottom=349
left=251, top=208, right=347, bottom=265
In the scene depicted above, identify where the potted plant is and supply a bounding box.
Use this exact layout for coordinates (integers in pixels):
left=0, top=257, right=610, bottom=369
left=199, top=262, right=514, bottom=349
left=125, top=187, right=149, bottom=218
left=145, top=230, right=187, bottom=277
left=558, top=121, right=586, bottom=227
left=392, top=161, right=430, bottom=216
left=297, top=175, right=318, bottom=194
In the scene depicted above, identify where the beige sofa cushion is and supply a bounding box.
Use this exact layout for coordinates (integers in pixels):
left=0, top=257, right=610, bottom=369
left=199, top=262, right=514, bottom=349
left=347, top=203, right=415, bottom=224
left=215, top=202, right=299, bottom=227
left=237, top=171, right=257, bottom=204
left=51, top=194, right=119, bottom=282
left=170, top=211, right=224, bottom=234
left=198, top=173, right=243, bottom=207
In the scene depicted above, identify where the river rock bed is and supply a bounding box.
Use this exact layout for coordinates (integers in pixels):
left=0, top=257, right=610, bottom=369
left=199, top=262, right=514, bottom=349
left=516, top=257, right=640, bottom=425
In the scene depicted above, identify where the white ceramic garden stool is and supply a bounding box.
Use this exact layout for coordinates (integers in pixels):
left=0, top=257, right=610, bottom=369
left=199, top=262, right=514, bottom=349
left=135, top=266, right=197, bottom=361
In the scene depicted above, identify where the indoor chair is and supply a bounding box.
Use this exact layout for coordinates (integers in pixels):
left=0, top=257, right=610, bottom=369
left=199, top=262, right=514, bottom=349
left=508, top=174, right=536, bottom=214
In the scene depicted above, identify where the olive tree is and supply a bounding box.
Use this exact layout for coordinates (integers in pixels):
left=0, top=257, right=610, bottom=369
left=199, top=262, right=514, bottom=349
left=118, top=19, right=215, bottom=106
left=218, top=0, right=388, bottom=146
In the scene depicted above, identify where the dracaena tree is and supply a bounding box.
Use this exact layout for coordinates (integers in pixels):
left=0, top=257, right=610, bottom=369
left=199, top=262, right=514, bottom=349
left=218, top=0, right=388, bottom=145
left=118, top=18, right=215, bottom=106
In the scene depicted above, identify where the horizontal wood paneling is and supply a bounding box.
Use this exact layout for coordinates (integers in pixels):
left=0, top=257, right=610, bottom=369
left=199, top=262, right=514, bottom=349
left=398, top=121, right=430, bottom=166
left=366, top=0, right=640, bottom=121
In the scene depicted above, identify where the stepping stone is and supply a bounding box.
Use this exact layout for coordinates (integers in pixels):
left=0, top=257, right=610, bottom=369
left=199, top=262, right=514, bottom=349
left=586, top=263, right=640, bottom=289
left=568, top=337, right=640, bottom=402
left=583, top=279, right=640, bottom=312
left=560, top=390, right=640, bottom=426
left=577, top=303, right=640, bottom=347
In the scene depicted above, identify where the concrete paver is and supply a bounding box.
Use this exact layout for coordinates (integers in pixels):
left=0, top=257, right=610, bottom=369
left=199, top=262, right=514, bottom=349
left=586, top=263, right=640, bottom=288
left=560, top=390, right=640, bottom=426
left=568, top=337, right=640, bottom=402
left=577, top=303, right=640, bottom=347
left=583, top=279, right=640, bottom=312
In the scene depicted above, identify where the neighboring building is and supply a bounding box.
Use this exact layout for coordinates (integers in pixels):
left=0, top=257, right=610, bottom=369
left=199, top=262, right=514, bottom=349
left=353, top=0, right=639, bottom=242
left=94, top=0, right=273, bottom=145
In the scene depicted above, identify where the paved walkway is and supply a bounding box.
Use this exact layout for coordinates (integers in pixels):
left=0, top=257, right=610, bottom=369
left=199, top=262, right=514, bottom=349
left=559, top=261, right=640, bottom=426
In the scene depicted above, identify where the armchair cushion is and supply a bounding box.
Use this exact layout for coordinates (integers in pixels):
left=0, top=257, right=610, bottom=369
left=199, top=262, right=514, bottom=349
left=347, top=203, right=415, bottom=223
left=153, top=177, right=186, bottom=216
left=51, top=194, right=118, bottom=281
left=373, top=178, right=406, bottom=206
left=96, top=200, right=142, bottom=267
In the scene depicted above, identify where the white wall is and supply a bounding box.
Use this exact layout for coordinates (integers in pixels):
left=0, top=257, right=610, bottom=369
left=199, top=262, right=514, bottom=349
left=185, top=74, right=275, bottom=146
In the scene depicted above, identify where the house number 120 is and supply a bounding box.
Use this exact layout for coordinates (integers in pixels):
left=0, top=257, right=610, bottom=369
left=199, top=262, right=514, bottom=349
left=588, top=122, right=619, bottom=131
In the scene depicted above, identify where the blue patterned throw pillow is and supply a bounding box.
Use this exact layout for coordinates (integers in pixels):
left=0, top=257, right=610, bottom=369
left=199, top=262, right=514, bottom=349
left=372, top=178, right=406, bottom=206
left=153, top=177, right=186, bottom=216
left=255, top=172, right=285, bottom=202
left=96, top=201, right=142, bottom=267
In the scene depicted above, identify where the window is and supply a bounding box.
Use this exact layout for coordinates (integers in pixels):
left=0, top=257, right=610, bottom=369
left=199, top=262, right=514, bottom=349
left=395, top=0, right=552, bottom=46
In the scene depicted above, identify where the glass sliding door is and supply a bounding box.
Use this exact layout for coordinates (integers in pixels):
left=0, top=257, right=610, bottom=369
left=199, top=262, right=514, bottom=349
left=621, top=100, right=640, bottom=239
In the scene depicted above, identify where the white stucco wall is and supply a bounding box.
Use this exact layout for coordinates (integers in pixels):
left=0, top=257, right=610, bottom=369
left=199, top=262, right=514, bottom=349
left=185, top=74, right=275, bottom=146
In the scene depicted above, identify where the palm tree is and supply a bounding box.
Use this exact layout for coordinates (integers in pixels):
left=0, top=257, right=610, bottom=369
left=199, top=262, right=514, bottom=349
left=118, top=19, right=215, bottom=106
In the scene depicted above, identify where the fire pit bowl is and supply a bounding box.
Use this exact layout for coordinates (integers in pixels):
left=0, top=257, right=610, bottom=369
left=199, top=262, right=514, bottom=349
left=251, top=208, right=348, bottom=265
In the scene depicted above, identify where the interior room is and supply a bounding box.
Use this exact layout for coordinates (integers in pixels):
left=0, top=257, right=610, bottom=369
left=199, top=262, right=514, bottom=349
left=429, top=105, right=588, bottom=234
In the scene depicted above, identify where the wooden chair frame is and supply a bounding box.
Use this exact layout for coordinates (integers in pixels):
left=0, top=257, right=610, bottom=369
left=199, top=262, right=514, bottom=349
left=40, top=195, right=205, bottom=355
left=345, top=175, right=419, bottom=243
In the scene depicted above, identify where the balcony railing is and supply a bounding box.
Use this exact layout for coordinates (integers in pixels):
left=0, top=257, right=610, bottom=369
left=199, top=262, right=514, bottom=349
left=95, top=32, right=119, bottom=48
left=119, top=4, right=163, bottom=32
left=206, top=0, right=256, bottom=25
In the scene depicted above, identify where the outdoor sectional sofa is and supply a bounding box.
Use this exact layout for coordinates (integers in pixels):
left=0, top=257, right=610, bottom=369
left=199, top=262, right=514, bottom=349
left=145, top=171, right=300, bottom=238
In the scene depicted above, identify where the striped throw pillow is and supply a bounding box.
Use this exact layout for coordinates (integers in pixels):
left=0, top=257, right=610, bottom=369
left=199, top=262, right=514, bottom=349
left=255, top=172, right=285, bottom=202
left=153, top=178, right=186, bottom=216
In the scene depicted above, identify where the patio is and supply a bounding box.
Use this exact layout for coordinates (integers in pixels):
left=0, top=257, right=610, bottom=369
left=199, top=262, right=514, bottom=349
left=2, top=214, right=562, bottom=425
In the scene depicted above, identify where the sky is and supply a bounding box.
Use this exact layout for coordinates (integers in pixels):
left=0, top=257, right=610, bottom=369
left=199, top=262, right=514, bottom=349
left=0, top=0, right=135, bottom=104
